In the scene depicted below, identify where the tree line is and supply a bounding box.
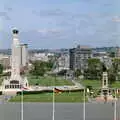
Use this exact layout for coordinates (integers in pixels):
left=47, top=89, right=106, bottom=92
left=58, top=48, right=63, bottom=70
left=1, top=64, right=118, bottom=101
left=30, top=60, right=54, bottom=76
left=75, top=58, right=120, bottom=84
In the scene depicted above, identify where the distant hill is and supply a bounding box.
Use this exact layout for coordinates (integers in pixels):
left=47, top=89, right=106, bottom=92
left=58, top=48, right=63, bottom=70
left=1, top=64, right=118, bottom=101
left=0, top=46, right=118, bottom=55
left=92, top=46, right=118, bottom=53
left=0, top=49, right=11, bottom=55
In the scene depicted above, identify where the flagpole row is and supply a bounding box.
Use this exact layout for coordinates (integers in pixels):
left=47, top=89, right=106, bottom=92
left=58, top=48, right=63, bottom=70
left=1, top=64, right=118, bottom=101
left=52, top=88, right=55, bottom=120
left=114, top=89, right=117, bottom=120
left=83, top=88, right=86, bottom=120
left=21, top=89, right=23, bottom=120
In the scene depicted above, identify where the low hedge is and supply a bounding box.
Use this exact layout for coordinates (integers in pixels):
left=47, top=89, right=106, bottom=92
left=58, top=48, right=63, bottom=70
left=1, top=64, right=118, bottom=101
left=17, top=89, right=84, bottom=95
left=0, top=91, right=2, bottom=95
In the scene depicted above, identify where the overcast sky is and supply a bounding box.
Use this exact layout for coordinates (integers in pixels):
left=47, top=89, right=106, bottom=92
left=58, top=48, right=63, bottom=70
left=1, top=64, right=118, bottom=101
left=0, top=0, right=120, bottom=49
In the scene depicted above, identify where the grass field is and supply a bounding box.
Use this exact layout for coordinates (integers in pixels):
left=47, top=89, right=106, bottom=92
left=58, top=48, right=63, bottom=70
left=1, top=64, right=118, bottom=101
left=10, top=92, right=87, bottom=102
left=80, top=79, right=101, bottom=88
left=77, top=79, right=120, bottom=89
left=0, top=76, right=3, bottom=85
left=28, top=76, right=74, bottom=86
left=110, top=81, right=120, bottom=88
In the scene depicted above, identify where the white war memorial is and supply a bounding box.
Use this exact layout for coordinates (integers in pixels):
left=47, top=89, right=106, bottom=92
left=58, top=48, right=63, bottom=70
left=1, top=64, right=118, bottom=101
left=2, top=29, right=29, bottom=94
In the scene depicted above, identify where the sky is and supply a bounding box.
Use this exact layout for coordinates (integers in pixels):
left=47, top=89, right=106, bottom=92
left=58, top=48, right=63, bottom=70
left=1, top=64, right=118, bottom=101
left=0, top=0, right=120, bottom=49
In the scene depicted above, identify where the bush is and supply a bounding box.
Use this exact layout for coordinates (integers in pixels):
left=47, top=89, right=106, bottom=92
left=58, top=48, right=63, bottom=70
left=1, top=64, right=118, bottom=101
left=0, top=91, right=2, bottom=95
left=17, top=89, right=84, bottom=95
left=0, top=64, right=3, bottom=74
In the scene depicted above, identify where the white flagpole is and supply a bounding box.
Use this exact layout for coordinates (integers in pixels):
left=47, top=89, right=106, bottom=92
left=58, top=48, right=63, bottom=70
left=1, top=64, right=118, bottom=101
left=21, top=89, right=23, bottom=120
left=83, top=88, right=86, bottom=120
left=52, top=57, right=56, bottom=120
left=52, top=88, right=55, bottom=120
left=114, top=89, right=117, bottom=120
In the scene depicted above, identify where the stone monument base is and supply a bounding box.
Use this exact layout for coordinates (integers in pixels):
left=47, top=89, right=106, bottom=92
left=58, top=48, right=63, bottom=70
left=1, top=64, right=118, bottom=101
left=3, top=89, right=21, bottom=95
left=96, top=95, right=117, bottom=102
left=2, top=76, right=29, bottom=92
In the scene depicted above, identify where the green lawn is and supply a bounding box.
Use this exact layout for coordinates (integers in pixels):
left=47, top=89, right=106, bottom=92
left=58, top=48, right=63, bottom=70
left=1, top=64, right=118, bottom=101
left=80, top=79, right=101, bottom=88
left=10, top=92, right=87, bottom=102
left=28, top=76, right=74, bottom=86
left=0, top=76, right=4, bottom=85
left=77, top=79, right=120, bottom=89
left=110, top=81, right=120, bottom=88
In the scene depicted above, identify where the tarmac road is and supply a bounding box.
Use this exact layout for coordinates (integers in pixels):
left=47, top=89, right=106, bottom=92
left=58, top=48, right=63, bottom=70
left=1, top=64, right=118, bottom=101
left=0, top=102, right=120, bottom=120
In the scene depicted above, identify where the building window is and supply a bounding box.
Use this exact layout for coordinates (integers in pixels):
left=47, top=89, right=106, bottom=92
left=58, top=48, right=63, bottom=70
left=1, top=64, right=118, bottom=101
left=104, top=80, right=106, bottom=86
left=10, top=80, right=19, bottom=84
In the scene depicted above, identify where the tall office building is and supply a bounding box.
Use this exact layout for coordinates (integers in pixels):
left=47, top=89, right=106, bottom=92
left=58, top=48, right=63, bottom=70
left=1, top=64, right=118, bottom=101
left=69, top=48, right=76, bottom=70
left=57, top=54, right=69, bottom=71
left=20, top=44, right=28, bottom=67
left=0, top=54, right=10, bottom=69
left=69, top=45, right=92, bottom=73
left=116, top=47, right=120, bottom=58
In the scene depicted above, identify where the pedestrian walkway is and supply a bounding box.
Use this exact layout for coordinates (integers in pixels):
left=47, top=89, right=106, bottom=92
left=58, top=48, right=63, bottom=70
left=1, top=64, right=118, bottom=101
left=72, top=80, right=85, bottom=89
left=0, top=95, right=4, bottom=104
left=0, top=94, right=14, bottom=103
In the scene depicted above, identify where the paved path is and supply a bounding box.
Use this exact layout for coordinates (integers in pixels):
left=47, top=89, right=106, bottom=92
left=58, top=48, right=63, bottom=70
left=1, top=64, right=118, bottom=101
left=0, top=103, right=118, bottom=120
left=0, top=95, right=4, bottom=104
left=72, top=80, right=85, bottom=89
left=0, top=95, right=14, bottom=103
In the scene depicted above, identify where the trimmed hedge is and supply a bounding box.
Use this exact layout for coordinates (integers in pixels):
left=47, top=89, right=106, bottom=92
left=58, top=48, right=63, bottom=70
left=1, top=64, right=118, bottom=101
left=0, top=91, right=2, bottom=95
left=17, top=89, right=84, bottom=95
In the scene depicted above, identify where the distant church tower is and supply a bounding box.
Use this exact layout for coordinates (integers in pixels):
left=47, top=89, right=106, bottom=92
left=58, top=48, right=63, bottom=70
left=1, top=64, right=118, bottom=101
left=2, top=28, right=29, bottom=91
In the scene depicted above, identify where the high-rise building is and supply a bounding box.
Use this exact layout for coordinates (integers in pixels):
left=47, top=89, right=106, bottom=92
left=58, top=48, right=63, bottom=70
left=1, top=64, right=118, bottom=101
left=0, top=54, right=10, bottom=69
left=69, top=48, right=76, bottom=70
left=20, top=44, right=28, bottom=67
left=116, top=47, right=120, bottom=58
left=69, top=45, right=92, bottom=73
left=57, top=54, right=69, bottom=71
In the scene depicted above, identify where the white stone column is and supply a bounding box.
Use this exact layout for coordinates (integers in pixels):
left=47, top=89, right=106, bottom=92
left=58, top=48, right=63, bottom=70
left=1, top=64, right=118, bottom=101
left=102, top=72, right=108, bottom=89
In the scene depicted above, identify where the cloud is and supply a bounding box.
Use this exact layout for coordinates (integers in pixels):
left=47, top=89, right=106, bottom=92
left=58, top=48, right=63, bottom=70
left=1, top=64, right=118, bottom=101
left=3, top=3, right=13, bottom=12
left=112, top=16, right=120, bottom=22
left=1, top=0, right=119, bottom=49
left=0, top=12, right=11, bottom=20
left=0, top=3, right=12, bottom=20
left=37, top=28, right=63, bottom=38
left=37, top=28, right=61, bottom=34
left=32, top=9, right=69, bottom=17
left=0, top=18, right=3, bottom=31
left=4, top=7, right=13, bottom=11
left=20, top=29, right=64, bottom=42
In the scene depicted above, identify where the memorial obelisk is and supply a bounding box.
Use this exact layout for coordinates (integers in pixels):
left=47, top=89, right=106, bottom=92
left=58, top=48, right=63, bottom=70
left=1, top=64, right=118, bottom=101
left=2, top=28, right=29, bottom=91
left=11, top=29, right=22, bottom=84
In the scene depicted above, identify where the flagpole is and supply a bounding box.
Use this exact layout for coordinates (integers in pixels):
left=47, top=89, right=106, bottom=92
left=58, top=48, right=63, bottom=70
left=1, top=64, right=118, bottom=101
left=83, top=88, right=86, bottom=120
left=21, top=89, right=23, bottom=120
left=114, top=89, right=117, bottom=120
left=52, top=56, right=57, bottom=120
left=52, top=88, right=55, bottom=120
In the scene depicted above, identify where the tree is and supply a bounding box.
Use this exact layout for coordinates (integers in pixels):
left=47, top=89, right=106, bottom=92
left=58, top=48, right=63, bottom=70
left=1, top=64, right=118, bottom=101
left=0, top=64, right=3, bottom=74
left=75, top=69, right=81, bottom=78
left=108, top=69, right=116, bottom=84
left=84, top=58, right=102, bottom=80
left=46, top=60, right=54, bottom=71
left=112, top=58, right=120, bottom=73
left=30, top=61, right=45, bottom=76
left=109, top=52, right=115, bottom=58
left=30, top=60, right=54, bottom=76
left=108, top=58, right=120, bottom=83
left=58, top=69, right=67, bottom=76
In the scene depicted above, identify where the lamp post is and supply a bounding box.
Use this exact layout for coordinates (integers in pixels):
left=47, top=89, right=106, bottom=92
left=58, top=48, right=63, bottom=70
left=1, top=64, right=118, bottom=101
left=21, top=89, right=23, bottom=120
left=83, top=88, right=86, bottom=120
left=52, top=87, right=55, bottom=120
left=114, top=88, right=117, bottom=120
